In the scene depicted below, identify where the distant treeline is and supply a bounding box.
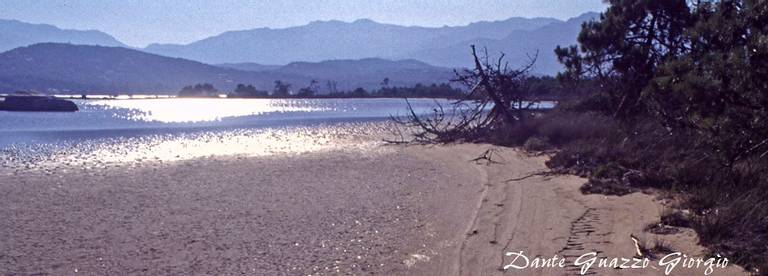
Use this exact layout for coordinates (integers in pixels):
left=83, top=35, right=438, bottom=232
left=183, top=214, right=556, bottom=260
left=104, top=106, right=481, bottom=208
left=179, top=80, right=466, bottom=99
left=178, top=77, right=577, bottom=100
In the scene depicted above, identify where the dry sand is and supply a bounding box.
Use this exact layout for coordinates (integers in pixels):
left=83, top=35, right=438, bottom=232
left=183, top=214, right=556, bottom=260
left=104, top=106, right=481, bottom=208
left=413, top=145, right=746, bottom=276
left=0, top=142, right=748, bottom=275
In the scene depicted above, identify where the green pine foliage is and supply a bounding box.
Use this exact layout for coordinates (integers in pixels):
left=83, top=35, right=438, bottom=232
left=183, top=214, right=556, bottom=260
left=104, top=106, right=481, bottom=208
left=547, top=0, right=768, bottom=270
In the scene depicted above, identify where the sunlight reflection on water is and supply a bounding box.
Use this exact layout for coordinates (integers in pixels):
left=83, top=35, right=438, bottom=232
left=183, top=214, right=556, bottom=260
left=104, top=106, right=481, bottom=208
left=0, top=122, right=395, bottom=173
left=0, top=98, right=446, bottom=172
left=89, top=98, right=332, bottom=123
left=0, top=97, right=555, bottom=172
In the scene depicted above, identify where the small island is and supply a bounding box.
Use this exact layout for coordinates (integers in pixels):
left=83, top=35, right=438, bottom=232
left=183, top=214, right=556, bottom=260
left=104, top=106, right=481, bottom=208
left=0, top=93, right=79, bottom=112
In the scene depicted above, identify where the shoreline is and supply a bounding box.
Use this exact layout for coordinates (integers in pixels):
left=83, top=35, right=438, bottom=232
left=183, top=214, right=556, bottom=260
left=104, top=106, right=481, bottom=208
left=0, top=141, right=748, bottom=275
left=0, top=94, right=463, bottom=101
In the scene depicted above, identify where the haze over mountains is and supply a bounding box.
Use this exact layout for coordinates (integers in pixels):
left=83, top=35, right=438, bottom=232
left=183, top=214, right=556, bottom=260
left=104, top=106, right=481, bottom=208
left=412, top=12, right=599, bottom=75
left=0, top=19, right=126, bottom=52
left=0, top=43, right=294, bottom=93
left=0, top=12, right=599, bottom=93
left=143, top=17, right=558, bottom=66
left=0, top=44, right=452, bottom=93
left=144, top=13, right=597, bottom=75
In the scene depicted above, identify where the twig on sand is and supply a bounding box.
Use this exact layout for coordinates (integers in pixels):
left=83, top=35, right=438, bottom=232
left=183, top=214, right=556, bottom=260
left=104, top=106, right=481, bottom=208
left=504, top=170, right=555, bottom=182
left=470, top=148, right=505, bottom=165
left=382, top=138, right=410, bottom=145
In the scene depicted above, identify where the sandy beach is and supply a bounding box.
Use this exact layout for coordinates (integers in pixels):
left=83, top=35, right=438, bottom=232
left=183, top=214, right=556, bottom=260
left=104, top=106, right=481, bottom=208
left=0, top=138, right=746, bottom=275
left=4, top=0, right=767, bottom=273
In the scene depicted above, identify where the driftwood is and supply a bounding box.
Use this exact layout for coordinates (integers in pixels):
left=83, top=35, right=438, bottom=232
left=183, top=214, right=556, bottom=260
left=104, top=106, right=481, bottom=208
left=470, top=148, right=505, bottom=165
left=387, top=45, right=540, bottom=145
left=504, top=170, right=556, bottom=182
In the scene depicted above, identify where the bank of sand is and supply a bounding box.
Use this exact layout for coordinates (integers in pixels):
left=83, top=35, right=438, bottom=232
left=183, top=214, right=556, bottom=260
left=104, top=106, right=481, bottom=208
left=0, top=143, right=747, bottom=275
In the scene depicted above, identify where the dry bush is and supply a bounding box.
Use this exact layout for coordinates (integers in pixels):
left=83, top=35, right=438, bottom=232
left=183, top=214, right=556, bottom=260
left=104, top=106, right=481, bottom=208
left=660, top=209, right=691, bottom=228
left=390, top=46, right=540, bottom=145
left=693, top=189, right=768, bottom=269
left=536, top=110, right=614, bottom=146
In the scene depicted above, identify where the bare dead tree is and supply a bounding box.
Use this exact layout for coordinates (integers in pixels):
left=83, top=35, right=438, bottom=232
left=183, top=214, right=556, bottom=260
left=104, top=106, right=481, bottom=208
left=388, top=45, right=539, bottom=144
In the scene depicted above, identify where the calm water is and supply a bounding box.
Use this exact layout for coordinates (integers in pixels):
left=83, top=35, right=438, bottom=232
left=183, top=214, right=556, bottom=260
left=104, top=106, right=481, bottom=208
left=0, top=98, right=554, bottom=169
left=0, top=98, right=445, bottom=144
left=0, top=98, right=455, bottom=168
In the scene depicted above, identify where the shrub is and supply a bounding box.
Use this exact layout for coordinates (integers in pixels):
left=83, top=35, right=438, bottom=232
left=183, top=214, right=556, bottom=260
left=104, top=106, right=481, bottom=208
left=522, top=136, right=551, bottom=152
left=692, top=189, right=768, bottom=269
left=659, top=209, right=691, bottom=228
left=537, top=110, right=613, bottom=146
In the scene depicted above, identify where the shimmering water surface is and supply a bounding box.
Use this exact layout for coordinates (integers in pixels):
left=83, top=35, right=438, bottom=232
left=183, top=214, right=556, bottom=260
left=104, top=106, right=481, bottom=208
left=0, top=98, right=555, bottom=170
left=0, top=98, right=456, bottom=168
left=0, top=98, right=448, bottom=131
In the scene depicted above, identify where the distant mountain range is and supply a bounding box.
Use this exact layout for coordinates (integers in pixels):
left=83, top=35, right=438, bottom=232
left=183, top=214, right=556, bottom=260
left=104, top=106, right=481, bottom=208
left=0, top=43, right=453, bottom=93
left=0, top=19, right=126, bottom=52
left=0, top=13, right=600, bottom=93
left=143, top=13, right=598, bottom=75
left=412, top=12, right=599, bottom=75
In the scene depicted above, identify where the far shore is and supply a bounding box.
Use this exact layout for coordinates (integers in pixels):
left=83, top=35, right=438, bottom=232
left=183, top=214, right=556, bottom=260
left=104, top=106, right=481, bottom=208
left=0, top=94, right=453, bottom=100
left=0, top=94, right=565, bottom=102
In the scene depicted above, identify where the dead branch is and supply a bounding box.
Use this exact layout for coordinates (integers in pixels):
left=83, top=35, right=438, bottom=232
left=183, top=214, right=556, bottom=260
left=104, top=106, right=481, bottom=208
left=386, top=45, right=540, bottom=145
left=504, top=170, right=556, bottom=182
left=470, top=148, right=505, bottom=165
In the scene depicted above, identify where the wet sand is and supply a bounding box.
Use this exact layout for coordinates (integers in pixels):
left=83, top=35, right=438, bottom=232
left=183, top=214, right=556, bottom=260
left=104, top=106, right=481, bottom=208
left=0, top=142, right=747, bottom=275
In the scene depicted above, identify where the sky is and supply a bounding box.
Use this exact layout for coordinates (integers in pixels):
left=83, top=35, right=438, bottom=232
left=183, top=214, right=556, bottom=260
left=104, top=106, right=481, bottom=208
left=0, top=0, right=607, bottom=48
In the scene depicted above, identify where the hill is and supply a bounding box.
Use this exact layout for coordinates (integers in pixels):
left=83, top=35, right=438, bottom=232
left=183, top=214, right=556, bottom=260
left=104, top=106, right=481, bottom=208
left=216, top=62, right=282, bottom=72
left=0, top=44, right=454, bottom=93
left=0, top=43, right=305, bottom=93
left=222, top=58, right=453, bottom=90
left=0, top=19, right=126, bottom=52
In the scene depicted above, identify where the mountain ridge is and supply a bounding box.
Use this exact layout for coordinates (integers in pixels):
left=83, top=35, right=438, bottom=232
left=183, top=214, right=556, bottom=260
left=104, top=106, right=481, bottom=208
left=140, top=15, right=576, bottom=71
left=408, top=12, right=600, bottom=75
left=0, top=43, right=454, bottom=93
left=144, top=16, right=559, bottom=50
left=0, top=19, right=126, bottom=52
left=140, top=13, right=597, bottom=75
left=0, top=13, right=601, bottom=83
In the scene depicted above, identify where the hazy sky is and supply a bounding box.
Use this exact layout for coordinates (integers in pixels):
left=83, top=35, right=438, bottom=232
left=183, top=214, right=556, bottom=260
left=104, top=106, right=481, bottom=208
left=0, top=0, right=606, bottom=47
